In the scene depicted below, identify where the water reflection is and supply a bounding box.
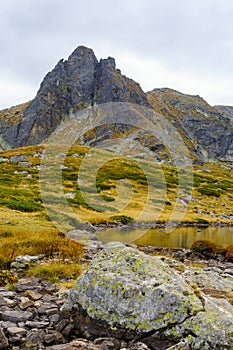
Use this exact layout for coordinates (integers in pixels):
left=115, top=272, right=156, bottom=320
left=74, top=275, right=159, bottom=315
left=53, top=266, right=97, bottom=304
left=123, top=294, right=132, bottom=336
left=98, top=226, right=233, bottom=249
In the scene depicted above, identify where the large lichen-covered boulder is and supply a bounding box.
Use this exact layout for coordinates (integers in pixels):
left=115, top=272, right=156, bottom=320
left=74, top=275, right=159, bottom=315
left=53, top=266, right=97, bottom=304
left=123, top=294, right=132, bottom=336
left=65, top=243, right=233, bottom=349
left=65, top=243, right=203, bottom=333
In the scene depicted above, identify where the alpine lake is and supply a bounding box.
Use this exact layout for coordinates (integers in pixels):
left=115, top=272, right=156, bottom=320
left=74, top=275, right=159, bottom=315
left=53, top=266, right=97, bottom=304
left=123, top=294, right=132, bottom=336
left=98, top=225, right=233, bottom=249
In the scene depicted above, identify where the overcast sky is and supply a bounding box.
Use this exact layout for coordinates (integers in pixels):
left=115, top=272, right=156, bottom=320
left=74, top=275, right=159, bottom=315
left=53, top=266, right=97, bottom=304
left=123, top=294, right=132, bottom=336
left=0, top=0, right=233, bottom=109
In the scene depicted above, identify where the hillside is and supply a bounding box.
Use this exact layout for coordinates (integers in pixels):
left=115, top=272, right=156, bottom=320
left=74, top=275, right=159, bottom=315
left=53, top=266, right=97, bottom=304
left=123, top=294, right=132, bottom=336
left=0, top=145, right=232, bottom=234
left=148, top=88, right=233, bottom=162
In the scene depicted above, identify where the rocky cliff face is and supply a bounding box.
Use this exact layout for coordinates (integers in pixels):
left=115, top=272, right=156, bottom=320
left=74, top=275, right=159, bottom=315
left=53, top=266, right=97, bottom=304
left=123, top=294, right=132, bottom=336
left=215, top=105, right=233, bottom=119
left=147, top=88, right=233, bottom=161
left=0, top=46, right=148, bottom=148
left=0, top=46, right=233, bottom=162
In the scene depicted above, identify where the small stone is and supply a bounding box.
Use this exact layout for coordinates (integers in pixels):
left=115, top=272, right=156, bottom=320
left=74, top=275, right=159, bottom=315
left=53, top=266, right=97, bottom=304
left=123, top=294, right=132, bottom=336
left=0, top=327, right=8, bottom=349
left=37, top=303, right=56, bottom=315
left=44, top=330, right=65, bottom=345
left=10, top=154, right=29, bottom=164
left=7, top=327, right=27, bottom=336
left=61, top=323, right=74, bottom=336
left=49, top=313, right=60, bottom=323
left=224, top=268, right=233, bottom=275
left=166, top=342, right=189, bottom=349
left=34, top=300, right=43, bottom=308
left=1, top=310, right=33, bottom=323
left=0, top=157, right=8, bottom=163
left=16, top=280, right=36, bottom=292
left=94, top=337, right=121, bottom=349
left=3, top=298, right=18, bottom=307
left=19, top=297, right=34, bottom=310
left=24, top=329, right=45, bottom=349
left=24, top=290, right=42, bottom=301
left=55, top=319, right=70, bottom=333
left=46, top=308, right=58, bottom=316
left=25, top=320, right=50, bottom=329
left=47, top=344, right=69, bottom=350
left=18, top=161, right=32, bottom=168
left=0, top=321, right=16, bottom=329
left=0, top=291, right=16, bottom=299
left=18, top=322, right=25, bottom=328
left=129, top=343, right=150, bottom=350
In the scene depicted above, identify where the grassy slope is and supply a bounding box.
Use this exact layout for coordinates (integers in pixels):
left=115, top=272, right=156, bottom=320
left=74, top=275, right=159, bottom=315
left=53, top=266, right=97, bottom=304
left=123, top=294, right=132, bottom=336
left=0, top=144, right=232, bottom=230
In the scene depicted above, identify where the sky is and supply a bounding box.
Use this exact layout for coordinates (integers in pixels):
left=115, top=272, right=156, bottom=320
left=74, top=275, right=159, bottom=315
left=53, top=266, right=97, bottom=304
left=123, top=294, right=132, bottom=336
left=0, top=0, right=233, bottom=109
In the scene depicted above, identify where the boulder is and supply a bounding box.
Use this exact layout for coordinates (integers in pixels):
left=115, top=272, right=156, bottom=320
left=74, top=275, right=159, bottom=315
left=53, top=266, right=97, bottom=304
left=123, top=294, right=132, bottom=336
left=9, top=154, right=29, bottom=164
left=64, top=243, right=203, bottom=332
left=64, top=243, right=233, bottom=349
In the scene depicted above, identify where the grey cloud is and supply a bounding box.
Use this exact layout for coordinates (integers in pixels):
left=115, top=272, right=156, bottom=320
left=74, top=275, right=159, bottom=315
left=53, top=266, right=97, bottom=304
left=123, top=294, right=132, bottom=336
left=0, top=0, right=233, bottom=108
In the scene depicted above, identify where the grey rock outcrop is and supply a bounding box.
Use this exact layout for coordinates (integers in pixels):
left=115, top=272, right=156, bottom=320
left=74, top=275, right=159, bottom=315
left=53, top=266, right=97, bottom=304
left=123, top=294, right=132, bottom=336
left=0, top=46, right=149, bottom=148
left=215, top=105, right=233, bottom=119
left=147, top=88, right=233, bottom=161
left=65, top=243, right=233, bottom=349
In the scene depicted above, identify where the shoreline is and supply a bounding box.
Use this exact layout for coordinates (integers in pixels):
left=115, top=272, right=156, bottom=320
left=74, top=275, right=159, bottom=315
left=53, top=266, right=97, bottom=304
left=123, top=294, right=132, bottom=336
left=94, top=220, right=233, bottom=231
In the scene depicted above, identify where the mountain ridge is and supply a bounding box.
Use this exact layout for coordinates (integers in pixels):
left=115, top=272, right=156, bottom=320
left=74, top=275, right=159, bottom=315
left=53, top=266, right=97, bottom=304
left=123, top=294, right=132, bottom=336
left=0, top=45, right=233, bottom=162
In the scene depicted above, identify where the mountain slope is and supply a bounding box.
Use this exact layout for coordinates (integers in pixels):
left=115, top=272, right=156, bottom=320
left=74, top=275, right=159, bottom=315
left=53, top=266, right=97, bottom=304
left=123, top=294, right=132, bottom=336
left=215, top=105, right=233, bottom=119
left=0, top=46, right=233, bottom=162
left=147, top=88, right=233, bottom=161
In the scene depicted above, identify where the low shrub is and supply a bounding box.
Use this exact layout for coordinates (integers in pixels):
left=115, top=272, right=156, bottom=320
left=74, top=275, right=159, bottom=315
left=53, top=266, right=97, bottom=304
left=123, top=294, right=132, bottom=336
left=0, top=270, right=18, bottom=286
left=198, top=186, right=221, bottom=197
left=100, top=194, right=115, bottom=202
left=196, top=218, right=210, bottom=225
left=0, top=199, right=42, bottom=212
left=110, top=215, right=134, bottom=224
left=225, top=245, right=233, bottom=262
left=191, top=240, right=225, bottom=256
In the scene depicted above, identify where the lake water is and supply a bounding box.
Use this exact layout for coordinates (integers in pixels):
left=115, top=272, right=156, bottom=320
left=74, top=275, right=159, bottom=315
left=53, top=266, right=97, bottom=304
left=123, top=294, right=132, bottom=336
left=98, top=226, right=233, bottom=249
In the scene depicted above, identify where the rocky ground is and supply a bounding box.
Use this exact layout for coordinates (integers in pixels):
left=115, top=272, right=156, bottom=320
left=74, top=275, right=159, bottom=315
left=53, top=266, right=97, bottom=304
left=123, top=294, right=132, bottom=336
left=0, top=241, right=233, bottom=349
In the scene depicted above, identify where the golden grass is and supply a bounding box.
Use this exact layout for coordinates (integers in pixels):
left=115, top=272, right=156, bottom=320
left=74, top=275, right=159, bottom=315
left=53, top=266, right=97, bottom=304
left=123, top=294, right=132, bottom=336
left=0, top=212, right=83, bottom=268
left=26, top=261, right=83, bottom=282
left=0, top=144, right=232, bottom=229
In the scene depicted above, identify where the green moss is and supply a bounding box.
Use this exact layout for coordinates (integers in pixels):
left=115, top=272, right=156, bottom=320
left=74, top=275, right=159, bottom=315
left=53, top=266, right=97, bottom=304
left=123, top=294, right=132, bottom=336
left=110, top=215, right=134, bottom=224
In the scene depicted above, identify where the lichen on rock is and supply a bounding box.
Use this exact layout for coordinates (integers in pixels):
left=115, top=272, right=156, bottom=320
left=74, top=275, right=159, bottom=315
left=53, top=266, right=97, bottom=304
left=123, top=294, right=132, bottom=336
left=65, top=242, right=203, bottom=333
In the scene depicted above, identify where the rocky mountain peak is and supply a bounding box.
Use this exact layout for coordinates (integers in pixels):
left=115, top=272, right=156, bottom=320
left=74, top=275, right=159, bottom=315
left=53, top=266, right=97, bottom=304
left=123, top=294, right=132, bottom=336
left=0, top=46, right=148, bottom=148
left=68, top=45, right=95, bottom=59
left=99, top=57, right=116, bottom=70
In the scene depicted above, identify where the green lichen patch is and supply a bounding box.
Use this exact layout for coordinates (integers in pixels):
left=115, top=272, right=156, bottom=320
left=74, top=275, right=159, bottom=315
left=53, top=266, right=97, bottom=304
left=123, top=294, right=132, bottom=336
left=164, top=295, right=233, bottom=349
left=67, top=243, right=203, bottom=333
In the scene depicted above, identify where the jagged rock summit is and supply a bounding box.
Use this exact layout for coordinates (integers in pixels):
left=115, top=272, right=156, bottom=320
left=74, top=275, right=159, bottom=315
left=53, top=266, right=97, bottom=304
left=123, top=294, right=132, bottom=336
left=0, top=46, right=148, bottom=148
